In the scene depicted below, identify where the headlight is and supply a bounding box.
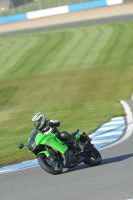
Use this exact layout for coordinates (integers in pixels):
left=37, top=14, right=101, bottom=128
left=28, top=142, right=36, bottom=151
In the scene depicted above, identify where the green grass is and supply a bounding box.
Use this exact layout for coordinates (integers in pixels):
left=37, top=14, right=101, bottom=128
left=1, top=0, right=96, bottom=16
left=0, top=21, right=133, bottom=166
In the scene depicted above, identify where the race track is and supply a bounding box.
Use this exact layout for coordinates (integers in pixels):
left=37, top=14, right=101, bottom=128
left=1, top=15, right=133, bottom=200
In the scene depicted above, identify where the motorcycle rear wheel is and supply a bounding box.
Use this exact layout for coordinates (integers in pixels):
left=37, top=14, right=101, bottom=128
left=84, top=147, right=102, bottom=166
left=38, top=154, right=63, bottom=175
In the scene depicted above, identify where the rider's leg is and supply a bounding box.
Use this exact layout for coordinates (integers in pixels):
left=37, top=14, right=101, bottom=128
left=59, top=131, right=85, bottom=151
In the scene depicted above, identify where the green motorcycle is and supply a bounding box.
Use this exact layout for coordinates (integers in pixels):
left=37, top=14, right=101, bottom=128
left=18, top=129, right=102, bottom=175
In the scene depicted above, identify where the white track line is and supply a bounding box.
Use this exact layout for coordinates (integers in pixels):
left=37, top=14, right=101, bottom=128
left=100, top=101, right=133, bottom=150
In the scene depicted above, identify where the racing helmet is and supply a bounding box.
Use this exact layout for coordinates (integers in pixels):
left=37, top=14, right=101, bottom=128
left=32, top=112, right=47, bottom=129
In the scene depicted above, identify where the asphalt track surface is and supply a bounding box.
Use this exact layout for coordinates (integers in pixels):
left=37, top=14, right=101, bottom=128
left=1, top=16, right=133, bottom=200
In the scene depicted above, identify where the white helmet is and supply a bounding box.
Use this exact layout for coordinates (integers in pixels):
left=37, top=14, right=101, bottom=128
left=32, top=112, right=47, bottom=129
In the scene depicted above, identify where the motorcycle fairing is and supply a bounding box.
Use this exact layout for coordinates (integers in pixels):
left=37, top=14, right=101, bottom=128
left=35, top=133, right=68, bottom=154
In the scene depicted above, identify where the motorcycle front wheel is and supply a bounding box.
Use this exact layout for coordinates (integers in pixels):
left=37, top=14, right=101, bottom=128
left=38, top=154, right=63, bottom=175
left=84, top=147, right=102, bottom=166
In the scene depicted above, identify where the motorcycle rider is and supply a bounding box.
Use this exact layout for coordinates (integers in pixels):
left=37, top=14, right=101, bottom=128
left=32, top=112, right=85, bottom=152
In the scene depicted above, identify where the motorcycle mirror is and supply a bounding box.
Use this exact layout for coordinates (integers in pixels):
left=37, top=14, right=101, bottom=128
left=18, top=143, right=24, bottom=149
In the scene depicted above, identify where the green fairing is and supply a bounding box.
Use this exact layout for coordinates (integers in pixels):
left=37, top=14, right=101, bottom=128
left=35, top=133, right=68, bottom=154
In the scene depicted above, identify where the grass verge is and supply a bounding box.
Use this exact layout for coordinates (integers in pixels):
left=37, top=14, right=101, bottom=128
left=0, top=21, right=133, bottom=166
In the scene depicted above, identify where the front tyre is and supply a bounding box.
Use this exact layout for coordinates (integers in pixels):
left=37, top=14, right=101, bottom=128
left=38, top=154, right=63, bottom=175
left=84, top=147, right=102, bottom=166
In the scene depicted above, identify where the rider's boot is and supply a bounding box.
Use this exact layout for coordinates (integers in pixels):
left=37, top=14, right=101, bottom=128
left=82, top=132, right=92, bottom=142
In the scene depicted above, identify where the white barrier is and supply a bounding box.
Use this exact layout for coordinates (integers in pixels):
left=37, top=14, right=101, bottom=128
left=0, top=0, right=124, bottom=24
left=106, top=0, right=123, bottom=5
left=27, top=0, right=124, bottom=20
left=27, top=6, right=69, bottom=20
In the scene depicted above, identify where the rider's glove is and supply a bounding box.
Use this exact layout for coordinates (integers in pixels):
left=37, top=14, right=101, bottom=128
left=49, top=120, right=60, bottom=127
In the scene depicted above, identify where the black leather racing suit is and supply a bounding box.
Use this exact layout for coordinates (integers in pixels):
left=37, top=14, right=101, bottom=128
left=37, top=119, right=77, bottom=145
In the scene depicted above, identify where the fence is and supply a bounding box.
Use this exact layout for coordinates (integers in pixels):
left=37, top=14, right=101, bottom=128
left=0, top=0, right=98, bottom=17
left=0, top=0, right=132, bottom=18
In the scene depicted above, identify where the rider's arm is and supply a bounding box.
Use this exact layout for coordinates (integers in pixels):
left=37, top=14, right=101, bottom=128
left=41, top=120, right=60, bottom=134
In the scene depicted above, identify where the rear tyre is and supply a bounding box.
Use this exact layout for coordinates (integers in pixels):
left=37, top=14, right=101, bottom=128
left=84, top=147, right=102, bottom=166
left=38, top=154, right=63, bottom=175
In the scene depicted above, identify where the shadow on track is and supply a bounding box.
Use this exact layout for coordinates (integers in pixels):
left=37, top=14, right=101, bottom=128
left=62, top=163, right=89, bottom=174
left=101, top=153, right=133, bottom=165
left=62, top=153, right=133, bottom=174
